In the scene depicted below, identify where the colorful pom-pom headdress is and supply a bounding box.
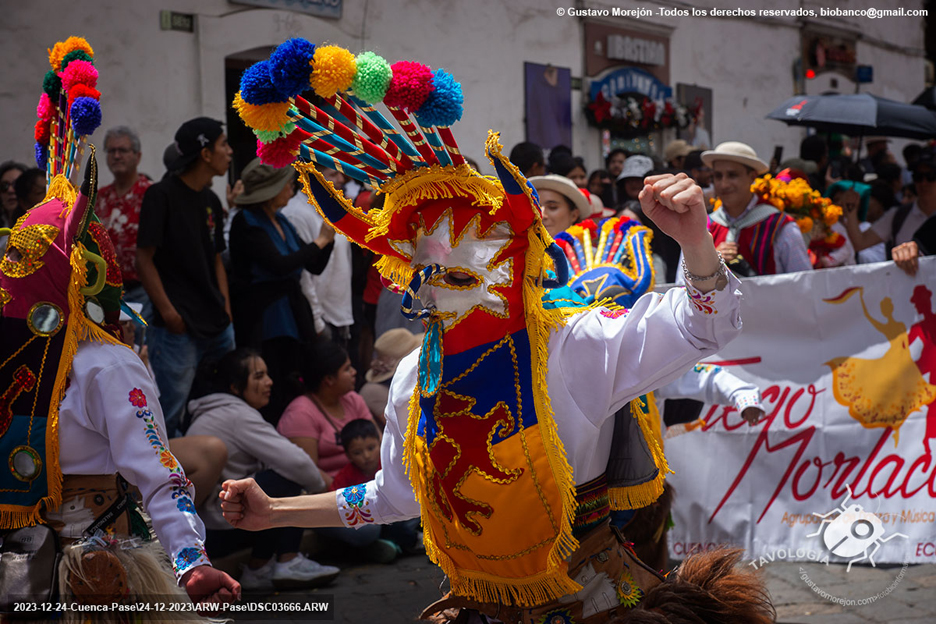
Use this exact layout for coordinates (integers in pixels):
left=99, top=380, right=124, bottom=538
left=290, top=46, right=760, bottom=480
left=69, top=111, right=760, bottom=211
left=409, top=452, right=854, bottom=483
left=35, top=37, right=103, bottom=184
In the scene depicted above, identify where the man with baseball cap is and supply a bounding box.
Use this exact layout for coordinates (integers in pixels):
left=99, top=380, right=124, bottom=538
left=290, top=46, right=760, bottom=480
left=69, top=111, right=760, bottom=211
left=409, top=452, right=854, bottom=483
left=682, top=141, right=812, bottom=280
left=843, top=146, right=936, bottom=276
left=136, top=117, right=235, bottom=435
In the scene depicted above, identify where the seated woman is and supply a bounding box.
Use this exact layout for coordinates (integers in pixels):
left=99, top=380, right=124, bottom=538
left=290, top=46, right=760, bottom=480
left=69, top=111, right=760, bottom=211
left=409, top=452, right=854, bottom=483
left=228, top=158, right=335, bottom=421
left=277, top=342, right=375, bottom=485
left=185, top=348, right=338, bottom=590
left=276, top=343, right=399, bottom=561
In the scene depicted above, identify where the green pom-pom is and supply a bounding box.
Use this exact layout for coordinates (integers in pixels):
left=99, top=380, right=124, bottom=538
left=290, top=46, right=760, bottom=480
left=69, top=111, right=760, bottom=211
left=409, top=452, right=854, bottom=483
left=253, top=122, right=297, bottom=144
left=60, top=50, right=93, bottom=71
left=352, top=51, right=392, bottom=104
left=43, top=70, right=61, bottom=99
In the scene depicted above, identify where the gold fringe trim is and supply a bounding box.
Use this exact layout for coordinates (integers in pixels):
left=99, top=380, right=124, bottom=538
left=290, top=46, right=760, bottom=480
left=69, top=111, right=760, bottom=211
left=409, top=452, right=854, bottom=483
left=366, top=165, right=503, bottom=243
left=608, top=395, right=672, bottom=511
left=46, top=174, right=77, bottom=217
left=449, top=564, right=582, bottom=608
left=373, top=255, right=415, bottom=291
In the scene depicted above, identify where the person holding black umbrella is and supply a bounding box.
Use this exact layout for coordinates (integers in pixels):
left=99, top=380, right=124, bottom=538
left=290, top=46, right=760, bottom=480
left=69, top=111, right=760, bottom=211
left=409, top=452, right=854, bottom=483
left=843, top=147, right=936, bottom=276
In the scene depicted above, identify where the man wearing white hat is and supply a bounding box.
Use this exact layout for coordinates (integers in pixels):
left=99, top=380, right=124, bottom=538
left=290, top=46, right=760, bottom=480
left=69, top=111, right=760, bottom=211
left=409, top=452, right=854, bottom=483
left=679, top=141, right=812, bottom=280
left=528, top=173, right=595, bottom=237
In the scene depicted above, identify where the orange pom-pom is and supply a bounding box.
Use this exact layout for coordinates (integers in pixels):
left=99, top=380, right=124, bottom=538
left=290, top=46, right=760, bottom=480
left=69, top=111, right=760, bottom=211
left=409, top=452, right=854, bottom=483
left=233, top=92, right=292, bottom=132
left=797, top=217, right=814, bottom=233
left=309, top=45, right=357, bottom=98
left=48, top=36, right=94, bottom=71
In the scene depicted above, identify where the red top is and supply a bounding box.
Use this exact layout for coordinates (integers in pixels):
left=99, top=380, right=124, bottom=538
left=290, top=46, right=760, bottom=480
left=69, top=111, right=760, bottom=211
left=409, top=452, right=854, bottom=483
left=96, top=175, right=153, bottom=284
left=331, top=459, right=380, bottom=491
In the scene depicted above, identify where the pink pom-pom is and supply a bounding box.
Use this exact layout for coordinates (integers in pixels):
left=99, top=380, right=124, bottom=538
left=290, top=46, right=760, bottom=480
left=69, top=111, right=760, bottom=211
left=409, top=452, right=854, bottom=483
left=37, top=93, right=54, bottom=121
left=384, top=61, right=434, bottom=112
left=256, top=137, right=299, bottom=168
left=59, top=60, right=98, bottom=92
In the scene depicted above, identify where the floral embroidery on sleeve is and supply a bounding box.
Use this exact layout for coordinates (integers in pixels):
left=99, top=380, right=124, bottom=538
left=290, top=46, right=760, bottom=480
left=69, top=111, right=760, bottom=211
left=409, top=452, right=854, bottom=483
left=129, top=388, right=196, bottom=514
left=599, top=308, right=628, bottom=320
left=172, top=541, right=210, bottom=579
left=338, top=483, right=374, bottom=527
left=736, top=392, right=761, bottom=411
left=129, top=388, right=147, bottom=408
left=685, top=284, right=717, bottom=315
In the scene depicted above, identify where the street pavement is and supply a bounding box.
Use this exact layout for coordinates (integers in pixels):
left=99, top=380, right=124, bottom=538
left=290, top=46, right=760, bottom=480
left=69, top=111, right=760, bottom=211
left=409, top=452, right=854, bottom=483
left=219, top=540, right=936, bottom=623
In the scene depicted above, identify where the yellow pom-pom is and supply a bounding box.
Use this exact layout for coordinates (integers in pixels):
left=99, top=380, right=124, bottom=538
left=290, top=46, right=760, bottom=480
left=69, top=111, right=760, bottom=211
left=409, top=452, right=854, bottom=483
left=310, top=45, right=357, bottom=98
left=48, top=36, right=94, bottom=70
left=233, top=92, right=292, bottom=132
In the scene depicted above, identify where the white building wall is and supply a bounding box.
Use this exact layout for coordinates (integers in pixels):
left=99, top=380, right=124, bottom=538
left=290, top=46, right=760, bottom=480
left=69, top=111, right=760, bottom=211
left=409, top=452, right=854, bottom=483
left=0, top=0, right=926, bottom=193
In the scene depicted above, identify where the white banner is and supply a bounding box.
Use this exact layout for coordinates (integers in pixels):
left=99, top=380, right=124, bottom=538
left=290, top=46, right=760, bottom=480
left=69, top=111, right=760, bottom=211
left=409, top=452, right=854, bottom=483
left=667, top=258, right=936, bottom=566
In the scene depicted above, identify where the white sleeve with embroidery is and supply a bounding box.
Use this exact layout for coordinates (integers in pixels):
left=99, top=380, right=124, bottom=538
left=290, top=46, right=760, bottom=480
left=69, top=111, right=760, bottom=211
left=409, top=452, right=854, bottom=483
left=82, top=345, right=210, bottom=581
left=335, top=353, right=422, bottom=528
left=554, top=272, right=744, bottom=427
left=655, top=364, right=763, bottom=413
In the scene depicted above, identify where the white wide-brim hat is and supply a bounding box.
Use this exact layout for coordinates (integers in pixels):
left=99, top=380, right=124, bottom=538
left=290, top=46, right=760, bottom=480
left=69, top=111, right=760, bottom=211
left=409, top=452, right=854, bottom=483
left=701, top=141, right=769, bottom=175
left=529, top=174, right=594, bottom=219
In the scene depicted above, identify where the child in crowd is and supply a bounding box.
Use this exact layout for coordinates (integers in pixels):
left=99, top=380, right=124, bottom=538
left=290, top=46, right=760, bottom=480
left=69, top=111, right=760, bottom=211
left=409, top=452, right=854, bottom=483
left=327, top=420, right=423, bottom=558
left=332, top=420, right=382, bottom=490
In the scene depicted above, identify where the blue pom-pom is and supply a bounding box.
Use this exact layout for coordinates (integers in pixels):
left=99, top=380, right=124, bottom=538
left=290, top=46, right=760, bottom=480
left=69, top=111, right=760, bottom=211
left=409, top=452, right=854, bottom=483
left=414, top=69, right=463, bottom=127
left=240, top=60, right=287, bottom=105
left=35, top=142, right=48, bottom=169
left=269, top=38, right=315, bottom=98
left=70, top=97, right=102, bottom=135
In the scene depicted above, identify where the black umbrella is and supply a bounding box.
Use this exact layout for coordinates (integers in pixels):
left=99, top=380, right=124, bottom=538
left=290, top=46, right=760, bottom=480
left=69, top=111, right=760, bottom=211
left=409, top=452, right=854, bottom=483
left=912, top=86, right=936, bottom=110
left=766, top=93, right=936, bottom=139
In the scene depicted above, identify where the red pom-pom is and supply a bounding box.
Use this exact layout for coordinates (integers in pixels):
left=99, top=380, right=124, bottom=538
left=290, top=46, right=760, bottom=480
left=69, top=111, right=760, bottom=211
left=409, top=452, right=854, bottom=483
left=34, top=118, right=51, bottom=144
left=59, top=59, right=98, bottom=92
left=68, top=83, right=101, bottom=107
left=256, top=137, right=299, bottom=168
left=580, top=218, right=599, bottom=236
left=384, top=61, right=434, bottom=112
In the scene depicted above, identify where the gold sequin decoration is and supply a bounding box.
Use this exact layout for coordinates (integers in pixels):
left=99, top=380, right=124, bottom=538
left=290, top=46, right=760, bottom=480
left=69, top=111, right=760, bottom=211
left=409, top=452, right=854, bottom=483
left=0, top=287, right=10, bottom=310
left=0, top=224, right=60, bottom=278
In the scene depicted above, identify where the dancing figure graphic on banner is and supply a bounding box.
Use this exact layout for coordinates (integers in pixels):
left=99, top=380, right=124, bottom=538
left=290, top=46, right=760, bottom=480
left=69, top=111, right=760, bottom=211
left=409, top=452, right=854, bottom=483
left=825, top=286, right=936, bottom=444
left=909, top=285, right=936, bottom=455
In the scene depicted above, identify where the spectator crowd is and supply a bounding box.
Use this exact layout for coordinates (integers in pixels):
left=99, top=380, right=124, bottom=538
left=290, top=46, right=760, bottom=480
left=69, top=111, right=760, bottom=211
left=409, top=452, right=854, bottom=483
left=3, top=112, right=931, bottom=591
